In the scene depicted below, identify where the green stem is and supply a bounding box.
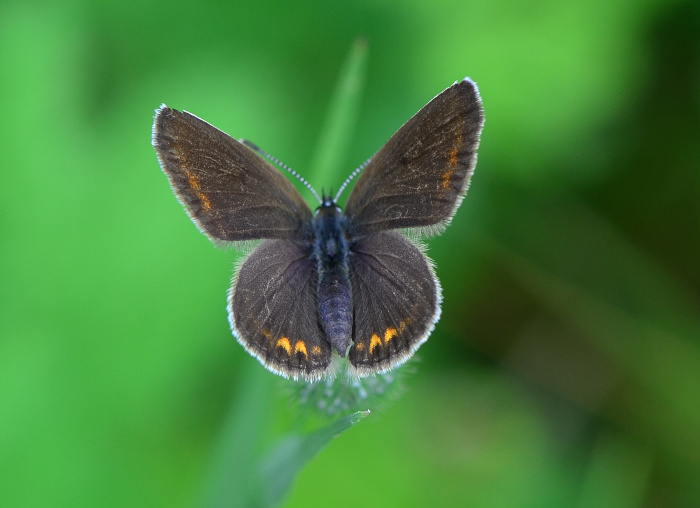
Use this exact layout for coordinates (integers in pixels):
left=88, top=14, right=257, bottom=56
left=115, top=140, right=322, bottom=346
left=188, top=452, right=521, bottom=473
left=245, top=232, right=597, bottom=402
left=307, top=36, right=369, bottom=198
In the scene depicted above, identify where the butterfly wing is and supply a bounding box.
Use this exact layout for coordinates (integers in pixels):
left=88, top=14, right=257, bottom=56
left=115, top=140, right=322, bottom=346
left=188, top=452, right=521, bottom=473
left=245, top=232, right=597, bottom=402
left=348, top=231, right=440, bottom=375
left=229, top=239, right=332, bottom=381
left=344, top=78, right=484, bottom=234
left=153, top=105, right=312, bottom=242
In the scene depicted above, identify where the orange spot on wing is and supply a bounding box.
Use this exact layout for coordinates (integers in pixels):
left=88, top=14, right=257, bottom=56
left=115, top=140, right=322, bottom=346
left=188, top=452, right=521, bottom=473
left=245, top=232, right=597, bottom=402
left=399, top=318, right=411, bottom=333
left=355, top=342, right=365, bottom=351
left=276, top=337, right=291, bottom=355
left=448, top=131, right=463, bottom=167
left=384, top=327, right=397, bottom=343
left=441, top=131, right=463, bottom=193
left=449, top=150, right=458, bottom=168
left=311, top=345, right=322, bottom=355
left=294, top=340, right=308, bottom=359
left=441, top=168, right=455, bottom=189
left=187, top=172, right=201, bottom=190
left=197, top=191, right=212, bottom=211
left=369, top=334, right=382, bottom=355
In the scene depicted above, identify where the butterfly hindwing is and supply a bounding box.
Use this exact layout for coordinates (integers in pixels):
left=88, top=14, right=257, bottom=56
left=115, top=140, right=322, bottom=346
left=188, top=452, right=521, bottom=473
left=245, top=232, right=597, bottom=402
left=348, top=231, right=441, bottom=375
left=344, top=78, right=484, bottom=234
left=228, top=239, right=332, bottom=381
left=153, top=106, right=312, bottom=243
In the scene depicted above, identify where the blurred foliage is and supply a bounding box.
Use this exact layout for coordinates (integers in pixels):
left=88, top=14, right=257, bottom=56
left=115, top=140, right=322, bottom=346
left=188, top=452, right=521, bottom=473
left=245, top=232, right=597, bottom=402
left=0, top=0, right=698, bottom=507
left=201, top=360, right=369, bottom=508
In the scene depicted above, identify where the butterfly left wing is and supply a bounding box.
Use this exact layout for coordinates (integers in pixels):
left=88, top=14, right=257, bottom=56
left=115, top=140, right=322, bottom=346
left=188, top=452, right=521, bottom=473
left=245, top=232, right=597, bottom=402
left=228, top=239, right=332, bottom=381
left=344, top=78, right=484, bottom=234
left=348, top=231, right=441, bottom=375
left=153, top=105, right=312, bottom=243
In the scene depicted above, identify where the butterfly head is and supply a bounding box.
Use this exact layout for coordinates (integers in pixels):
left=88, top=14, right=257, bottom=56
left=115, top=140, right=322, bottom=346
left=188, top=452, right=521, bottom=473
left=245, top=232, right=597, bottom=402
left=315, top=191, right=343, bottom=216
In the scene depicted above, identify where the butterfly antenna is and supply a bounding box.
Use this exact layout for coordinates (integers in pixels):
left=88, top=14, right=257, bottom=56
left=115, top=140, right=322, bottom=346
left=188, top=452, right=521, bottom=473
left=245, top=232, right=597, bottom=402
left=334, top=156, right=372, bottom=204
left=241, top=139, right=322, bottom=205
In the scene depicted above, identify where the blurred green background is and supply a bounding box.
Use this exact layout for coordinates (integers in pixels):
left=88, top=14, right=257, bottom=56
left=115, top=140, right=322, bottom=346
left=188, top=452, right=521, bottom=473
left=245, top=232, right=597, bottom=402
left=1, top=0, right=699, bottom=506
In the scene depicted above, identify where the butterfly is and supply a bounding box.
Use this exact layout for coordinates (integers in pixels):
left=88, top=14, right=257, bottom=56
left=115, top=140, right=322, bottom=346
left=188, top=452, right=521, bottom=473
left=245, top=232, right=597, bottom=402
left=152, top=77, right=484, bottom=381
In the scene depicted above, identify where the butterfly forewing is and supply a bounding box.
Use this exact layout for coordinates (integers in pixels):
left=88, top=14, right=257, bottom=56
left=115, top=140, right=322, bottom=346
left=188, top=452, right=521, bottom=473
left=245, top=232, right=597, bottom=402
left=228, top=239, right=332, bottom=381
left=153, top=106, right=312, bottom=242
left=348, top=231, right=440, bottom=375
left=344, top=78, right=484, bottom=234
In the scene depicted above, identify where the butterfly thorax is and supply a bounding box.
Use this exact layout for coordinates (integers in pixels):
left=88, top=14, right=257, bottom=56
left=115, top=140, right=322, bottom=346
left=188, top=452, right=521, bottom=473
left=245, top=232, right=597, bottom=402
left=312, top=201, right=353, bottom=357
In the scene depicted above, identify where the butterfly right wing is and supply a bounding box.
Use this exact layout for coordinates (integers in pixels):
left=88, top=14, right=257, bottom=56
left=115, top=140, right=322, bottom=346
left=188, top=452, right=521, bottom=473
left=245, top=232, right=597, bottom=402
left=228, top=239, right=332, bottom=381
left=153, top=105, right=312, bottom=243
left=344, top=78, right=483, bottom=234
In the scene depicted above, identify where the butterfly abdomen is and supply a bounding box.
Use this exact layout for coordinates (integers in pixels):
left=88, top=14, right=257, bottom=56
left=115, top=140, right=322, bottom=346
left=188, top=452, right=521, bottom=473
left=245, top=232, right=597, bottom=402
left=317, top=267, right=352, bottom=356
left=313, top=202, right=353, bottom=357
